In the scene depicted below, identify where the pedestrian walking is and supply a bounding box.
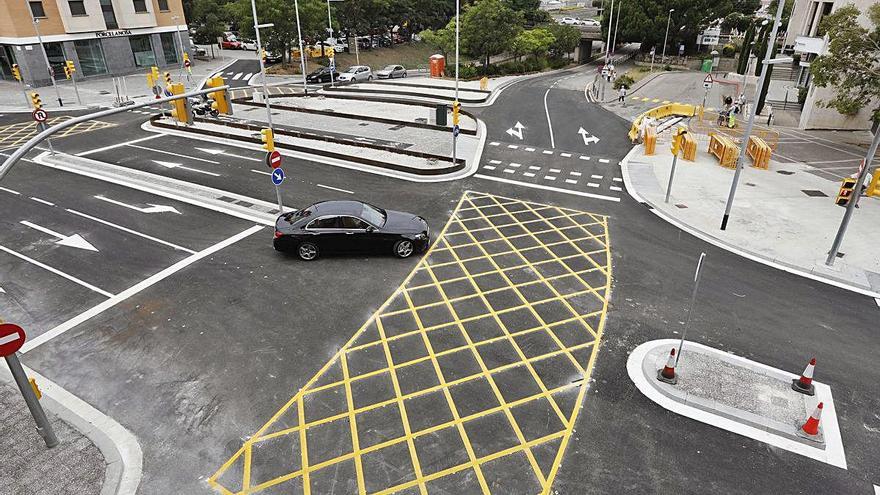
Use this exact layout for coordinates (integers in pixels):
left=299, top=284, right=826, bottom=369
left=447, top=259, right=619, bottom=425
left=618, top=85, right=628, bottom=106
left=766, top=104, right=773, bottom=126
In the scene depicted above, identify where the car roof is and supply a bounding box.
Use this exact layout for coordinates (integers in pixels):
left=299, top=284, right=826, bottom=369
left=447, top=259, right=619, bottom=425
left=308, top=200, right=370, bottom=216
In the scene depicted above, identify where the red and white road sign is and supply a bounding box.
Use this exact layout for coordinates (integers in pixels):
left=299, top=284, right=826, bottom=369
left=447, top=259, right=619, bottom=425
left=703, top=74, right=714, bottom=84
left=266, top=150, right=282, bottom=169
left=32, top=108, right=48, bottom=123
left=184, top=59, right=191, bottom=68
left=0, top=323, right=26, bottom=357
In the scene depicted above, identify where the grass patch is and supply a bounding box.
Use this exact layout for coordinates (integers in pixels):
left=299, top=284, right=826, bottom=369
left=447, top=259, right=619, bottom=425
left=267, top=42, right=437, bottom=75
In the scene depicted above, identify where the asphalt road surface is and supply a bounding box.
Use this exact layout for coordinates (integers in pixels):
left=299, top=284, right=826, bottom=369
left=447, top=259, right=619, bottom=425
left=1, top=60, right=878, bottom=495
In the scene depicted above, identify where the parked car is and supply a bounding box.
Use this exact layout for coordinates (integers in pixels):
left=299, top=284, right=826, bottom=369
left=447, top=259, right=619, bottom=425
left=581, top=18, right=601, bottom=27
left=264, top=50, right=282, bottom=64
left=240, top=39, right=258, bottom=51
left=273, top=200, right=430, bottom=260
left=306, top=67, right=340, bottom=83
left=375, top=64, right=407, bottom=79
left=559, top=17, right=578, bottom=25
left=189, top=38, right=208, bottom=57
left=337, top=65, right=373, bottom=82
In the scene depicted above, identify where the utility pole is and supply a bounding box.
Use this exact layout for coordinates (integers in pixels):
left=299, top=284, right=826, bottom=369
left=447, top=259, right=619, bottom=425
left=612, top=0, right=622, bottom=55
left=325, top=0, right=335, bottom=87
left=29, top=15, right=62, bottom=107
left=662, top=9, right=674, bottom=64
left=720, top=0, right=786, bottom=231
left=172, top=16, right=187, bottom=82
left=604, top=0, right=615, bottom=63
left=825, top=130, right=880, bottom=265
left=249, top=0, right=274, bottom=129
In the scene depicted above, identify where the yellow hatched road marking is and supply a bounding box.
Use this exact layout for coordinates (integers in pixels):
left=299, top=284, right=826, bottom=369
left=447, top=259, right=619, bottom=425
left=209, top=191, right=612, bottom=494
left=0, top=116, right=115, bottom=148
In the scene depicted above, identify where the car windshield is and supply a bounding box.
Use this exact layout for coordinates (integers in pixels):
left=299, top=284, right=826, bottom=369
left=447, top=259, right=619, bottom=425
left=382, top=65, right=397, bottom=71
left=360, top=203, right=386, bottom=226
left=344, top=67, right=359, bottom=73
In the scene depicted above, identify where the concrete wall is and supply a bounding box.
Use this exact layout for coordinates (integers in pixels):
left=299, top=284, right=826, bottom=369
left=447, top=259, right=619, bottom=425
left=101, top=36, right=137, bottom=74
left=800, top=85, right=877, bottom=130
left=57, top=0, right=107, bottom=33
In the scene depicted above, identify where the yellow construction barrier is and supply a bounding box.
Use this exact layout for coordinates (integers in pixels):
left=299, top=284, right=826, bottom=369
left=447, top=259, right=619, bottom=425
left=708, top=133, right=739, bottom=168
left=867, top=169, right=880, bottom=197
left=629, top=103, right=699, bottom=142
left=644, top=126, right=657, bottom=155
left=681, top=132, right=697, bottom=161
left=746, top=135, right=772, bottom=169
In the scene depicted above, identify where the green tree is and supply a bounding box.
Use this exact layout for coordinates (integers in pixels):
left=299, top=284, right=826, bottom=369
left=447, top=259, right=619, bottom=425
left=810, top=3, right=880, bottom=123
left=190, top=0, right=228, bottom=58
left=460, top=0, right=523, bottom=71
left=511, top=28, right=555, bottom=60
left=504, top=0, right=551, bottom=26
left=226, top=0, right=328, bottom=63
left=545, top=23, right=580, bottom=59
left=419, top=22, right=456, bottom=57
left=736, top=21, right=755, bottom=74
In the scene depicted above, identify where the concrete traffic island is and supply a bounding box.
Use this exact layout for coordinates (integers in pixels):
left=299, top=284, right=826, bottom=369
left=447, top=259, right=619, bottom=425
left=628, top=339, right=847, bottom=469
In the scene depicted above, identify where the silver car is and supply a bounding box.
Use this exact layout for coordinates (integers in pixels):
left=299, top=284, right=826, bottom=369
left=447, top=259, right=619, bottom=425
left=375, top=64, right=407, bottom=79
left=337, top=65, right=373, bottom=82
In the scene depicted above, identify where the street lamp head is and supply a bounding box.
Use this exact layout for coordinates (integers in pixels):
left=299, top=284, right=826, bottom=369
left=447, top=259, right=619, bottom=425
left=669, top=9, right=674, bottom=13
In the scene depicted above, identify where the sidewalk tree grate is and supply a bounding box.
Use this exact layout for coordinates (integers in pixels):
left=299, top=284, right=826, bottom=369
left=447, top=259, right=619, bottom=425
left=209, top=191, right=612, bottom=495
left=801, top=190, right=828, bottom=198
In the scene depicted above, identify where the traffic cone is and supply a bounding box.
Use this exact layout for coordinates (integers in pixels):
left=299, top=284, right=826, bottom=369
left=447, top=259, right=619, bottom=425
left=656, top=348, right=678, bottom=385
left=791, top=357, right=816, bottom=396
left=800, top=402, right=823, bottom=437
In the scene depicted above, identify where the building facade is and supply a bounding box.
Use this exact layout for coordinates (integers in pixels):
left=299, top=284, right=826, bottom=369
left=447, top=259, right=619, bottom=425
left=783, top=0, right=877, bottom=130
left=0, top=0, right=191, bottom=87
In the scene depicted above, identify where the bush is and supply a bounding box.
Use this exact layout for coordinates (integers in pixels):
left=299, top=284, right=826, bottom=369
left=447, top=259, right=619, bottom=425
left=797, top=86, right=808, bottom=105
left=613, top=74, right=634, bottom=89
left=663, top=64, right=672, bottom=71
left=722, top=44, right=736, bottom=57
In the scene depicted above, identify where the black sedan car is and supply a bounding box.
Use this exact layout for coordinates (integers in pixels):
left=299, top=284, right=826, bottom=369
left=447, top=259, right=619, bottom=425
left=305, top=67, right=340, bottom=83
left=274, top=200, right=430, bottom=260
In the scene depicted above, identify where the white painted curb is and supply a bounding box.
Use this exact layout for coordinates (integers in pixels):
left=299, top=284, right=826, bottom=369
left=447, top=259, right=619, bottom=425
left=627, top=339, right=847, bottom=469
left=0, top=364, right=143, bottom=494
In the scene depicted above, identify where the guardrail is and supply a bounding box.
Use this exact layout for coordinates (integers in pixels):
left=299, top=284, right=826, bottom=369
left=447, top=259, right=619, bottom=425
left=628, top=103, right=698, bottom=142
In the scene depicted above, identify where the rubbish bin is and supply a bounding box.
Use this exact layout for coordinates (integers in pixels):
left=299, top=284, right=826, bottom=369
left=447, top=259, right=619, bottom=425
left=701, top=59, right=713, bottom=72
left=436, top=104, right=447, bottom=126
left=429, top=54, right=446, bottom=78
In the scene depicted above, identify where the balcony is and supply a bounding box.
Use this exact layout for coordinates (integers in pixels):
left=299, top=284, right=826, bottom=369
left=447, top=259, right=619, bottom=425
left=793, top=35, right=825, bottom=55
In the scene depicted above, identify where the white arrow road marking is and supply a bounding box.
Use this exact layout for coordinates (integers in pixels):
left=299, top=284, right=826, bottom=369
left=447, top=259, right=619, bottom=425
left=153, top=160, right=220, bottom=177
left=94, top=195, right=182, bottom=214
left=0, top=286, right=5, bottom=294
left=0, top=244, right=113, bottom=297
left=20, top=220, right=99, bottom=252
left=66, top=209, right=196, bottom=254
left=578, top=127, right=600, bottom=146
left=505, top=121, right=525, bottom=140
left=195, top=147, right=261, bottom=162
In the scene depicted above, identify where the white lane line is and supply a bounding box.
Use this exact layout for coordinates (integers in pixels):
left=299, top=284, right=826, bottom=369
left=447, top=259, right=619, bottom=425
left=570, top=172, right=582, bottom=177
left=77, top=134, right=163, bottom=157
left=580, top=156, right=590, bottom=161
left=316, top=184, right=354, bottom=194
left=20, top=225, right=264, bottom=354
left=542, top=150, right=553, bottom=155
left=0, top=244, right=114, bottom=298
left=489, top=142, right=500, bottom=146
left=528, top=166, right=541, bottom=171
left=489, top=160, right=502, bottom=164
left=613, top=177, right=623, bottom=182
left=507, top=145, right=519, bottom=149
left=474, top=174, right=620, bottom=202
left=544, top=175, right=556, bottom=181
left=523, top=172, right=536, bottom=178
left=66, top=209, right=196, bottom=254
left=599, top=158, right=610, bottom=163
left=560, top=153, right=571, bottom=158
left=525, top=147, right=535, bottom=152
left=509, top=162, right=521, bottom=168
left=591, top=174, right=603, bottom=179
left=482, top=165, right=496, bottom=171
left=610, top=186, right=622, bottom=192
left=250, top=169, right=272, bottom=176
left=30, top=197, right=55, bottom=206
left=549, top=168, right=561, bottom=173
left=0, top=186, right=20, bottom=195
left=129, top=144, right=220, bottom=164
left=565, top=179, right=578, bottom=184
left=503, top=169, right=515, bottom=174
left=153, top=160, right=220, bottom=177
left=543, top=87, right=556, bottom=148
left=588, top=183, right=600, bottom=188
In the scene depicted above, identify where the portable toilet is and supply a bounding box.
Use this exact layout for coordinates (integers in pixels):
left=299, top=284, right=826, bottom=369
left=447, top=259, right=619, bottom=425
left=429, top=54, right=446, bottom=78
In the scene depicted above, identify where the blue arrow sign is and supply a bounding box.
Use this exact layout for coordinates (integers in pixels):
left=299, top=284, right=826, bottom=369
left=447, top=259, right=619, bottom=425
left=271, top=168, right=285, bottom=185
left=452, top=124, right=460, bottom=137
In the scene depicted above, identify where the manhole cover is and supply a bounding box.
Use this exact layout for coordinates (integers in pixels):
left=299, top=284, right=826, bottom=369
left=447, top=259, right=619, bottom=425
left=802, top=189, right=828, bottom=197
left=745, top=182, right=756, bottom=187
left=98, top=90, right=111, bottom=95
left=777, top=170, right=795, bottom=175
left=675, top=204, right=688, bottom=209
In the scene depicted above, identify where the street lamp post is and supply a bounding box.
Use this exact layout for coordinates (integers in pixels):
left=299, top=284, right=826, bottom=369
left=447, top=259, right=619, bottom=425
left=452, top=0, right=460, bottom=163
left=604, top=0, right=615, bottom=63
left=719, top=0, right=787, bottom=231
left=661, top=9, right=674, bottom=63
left=172, top=15, right=187, bottom=82
left=293, top=0, right=309, bottom=94
left=612, top=0, right=622, bottom=55
left=29, top=15, right=63, bottom=107
left=325, top=0, right=335, bottom=86
left=249, top=0, right=273, bottom=129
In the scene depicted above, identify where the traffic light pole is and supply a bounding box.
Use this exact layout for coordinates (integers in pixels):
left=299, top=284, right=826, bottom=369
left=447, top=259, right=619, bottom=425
left=825, top=129, right=880, bottom=266
left=30, top=16, right=63, bottom=107
left=665, top=152, right=679, bottom=203
left=70, top=71, right=82, bottom=106
left=250, top=0, right=274, bottom=130
left=452, top=0, right=460, bottom=164
left=18, top=79, right=29, bottom=107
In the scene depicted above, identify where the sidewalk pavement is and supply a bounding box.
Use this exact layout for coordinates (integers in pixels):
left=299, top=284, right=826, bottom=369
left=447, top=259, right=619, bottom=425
left=621, top=141, right=880, bottom=296
left=0, top=380, right=104, bottom=494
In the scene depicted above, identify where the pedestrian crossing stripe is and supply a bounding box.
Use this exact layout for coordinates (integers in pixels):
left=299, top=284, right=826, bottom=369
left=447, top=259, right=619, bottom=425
left=662, top=100, right=670, bottom=104
left=651, top=98, right=660, bottom=103
left=630, top=96, right=640, bottom=100
left=640, top=97, right=649, bottom=102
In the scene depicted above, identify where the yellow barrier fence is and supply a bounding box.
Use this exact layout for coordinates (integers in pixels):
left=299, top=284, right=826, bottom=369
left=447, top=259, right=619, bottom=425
left=746, top=135, right=772, bottom=169
left=681, top=132, right=697, bottom=161
left=629, top=103, right=698, bottom=142
left=868, top=169, right=880, bottom=197
left=692, top=109, right=780, bottom=151
left=708, top=133, right=739, bottom=168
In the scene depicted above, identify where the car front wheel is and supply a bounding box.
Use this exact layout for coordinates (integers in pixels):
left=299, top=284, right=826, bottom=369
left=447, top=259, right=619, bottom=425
left=394, top=240, right=414, bottom=258
left=298, top=242, right=319, bottom=261
left=368, top=75, right=373, bottom=81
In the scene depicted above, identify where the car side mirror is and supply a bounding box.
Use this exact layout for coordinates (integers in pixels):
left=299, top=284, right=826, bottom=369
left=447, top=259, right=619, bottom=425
left=366, top=226, right=375, bottom=233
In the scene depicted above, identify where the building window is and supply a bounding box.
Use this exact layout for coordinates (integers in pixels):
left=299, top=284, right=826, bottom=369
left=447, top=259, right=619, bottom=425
left=100, top=0, right=118, bottom=29
left=160, top=33, right=178, bottom=64
left=74, top=40, right=108, bottom=76
left=158, top=0, right=169, bottom=11
left=43, top=42, right=67, bottom=78
left=29, top=1, right=46, bottom=18
left=132, top=0, right=148, bottom=13
left=129, top=35, right=156, bottom=67
left=69, top=1, right=87, bottom=15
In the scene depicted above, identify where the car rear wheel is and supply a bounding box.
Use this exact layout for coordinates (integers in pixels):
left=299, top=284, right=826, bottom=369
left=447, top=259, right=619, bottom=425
left=298, top=242, right=319, bottom=261
left=403, top=72, right=407, bottom=78
left=394, top=240, right=414, bottom=258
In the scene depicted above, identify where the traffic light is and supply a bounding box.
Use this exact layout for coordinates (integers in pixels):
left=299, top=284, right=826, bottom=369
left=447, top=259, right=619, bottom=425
left=167, top=82, right=192, bottom=124
left=261, top=49, right=267, bottom=64
left=11, top=64, right=21, bottom=81
left=183, top=52, right=191, bottom=70
left=63, top=60, right=75, bottom=79
left=452, top=101, right=460, bottom=126
left=30, top=92, right=42, bottom=109
left=164, top=71, right=172, bottom=87
left=670, top=127, right=687, bottom=155
left=206, top=76, right=232, bottom=115
left=835, top=178, right=857, bottom=206
left=151, top=66, right=160, bottom=85
left=261, top=128, right=275, bottom=152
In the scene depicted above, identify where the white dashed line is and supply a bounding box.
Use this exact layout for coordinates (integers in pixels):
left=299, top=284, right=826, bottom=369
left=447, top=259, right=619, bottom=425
left=599, top=159, right=610, bottom=163
left=0, top=186, right=20, bottom=195
left=565, top=179, right=578, bottom=184
left=490, top=142, right=500, bottom=146
left=507, top=145, right=519, bottom=149
left=483, top=166, right=496, bottom=171
left=316, top=184, right=354, bottom=194
left=489, top=160, right=502, bottom=164
left=528, top=166, right=541, bottom=171
left=610, top=186, right=622, bottom=192
left=613, top=177, right=623, bottom=182
left=579, top=156, right=590, bottom=160
left=570, top=172, right=582, bottom=177
left=542, top=150, right=554, bottom=155
left=509, top=163, right=521, bottom=168
left=503, top=169, right=515, bottom=174
left=588, top=183, right=600, bottom=188
left=544, top=176, right=556, bottom=181
left=591, top=175, right=603, bottom=179
left=250, top=169, right=272, bottom=176
left=560, top=153, right=572, bottom=158
left=549, top=168, right=561, bottom=173
left=525, top=147, right=536, bottom=152
left=30, top=197, right=55, bottom=206
left=523, top=172, right=536, bottom=178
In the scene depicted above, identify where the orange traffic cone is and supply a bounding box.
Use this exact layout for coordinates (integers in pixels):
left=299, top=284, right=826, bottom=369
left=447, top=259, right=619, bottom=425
left=656, top=348, right=678, bottom=385
left=791, top=357, right=816, bottom=396
left=800, top=402, right=823, bottom=437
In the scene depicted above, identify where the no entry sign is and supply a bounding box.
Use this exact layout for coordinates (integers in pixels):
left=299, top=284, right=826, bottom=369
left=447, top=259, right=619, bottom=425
left=266, top=150, right=282, bottom=169
left=32, top=108, right=48, bottom=123
left=0, top=323, right=26, bottom=357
